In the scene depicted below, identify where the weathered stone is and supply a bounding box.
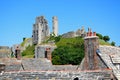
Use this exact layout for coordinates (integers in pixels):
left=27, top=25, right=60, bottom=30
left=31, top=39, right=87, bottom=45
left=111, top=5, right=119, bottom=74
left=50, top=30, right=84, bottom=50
left=52, top=16, right=58, bottom=36
left=35, top=44, right=56, bottom=60
left=0, top=70, right=113, bottom=80
left=0, top=46, right=11, bottom=58
left=79, top=30, right=108, bottom=70
left=32, top=16, right=50, bottom=45
left=62, top=27, right=86, bottom=38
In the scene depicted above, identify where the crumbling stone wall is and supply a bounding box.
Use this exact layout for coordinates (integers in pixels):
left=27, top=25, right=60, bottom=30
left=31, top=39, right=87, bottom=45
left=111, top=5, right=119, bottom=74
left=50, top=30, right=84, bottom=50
left=62, top=27, right=86, bottom=38
left=32, top=16, right=50, bottom=45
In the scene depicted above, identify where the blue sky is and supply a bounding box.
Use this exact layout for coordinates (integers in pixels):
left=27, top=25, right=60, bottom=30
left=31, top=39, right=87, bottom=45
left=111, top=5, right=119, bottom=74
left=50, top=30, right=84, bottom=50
left=0, top=0, right=120, bottom=47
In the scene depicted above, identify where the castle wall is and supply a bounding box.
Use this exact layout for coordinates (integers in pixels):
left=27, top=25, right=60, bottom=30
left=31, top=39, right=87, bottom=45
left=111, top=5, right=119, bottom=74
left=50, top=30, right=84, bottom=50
left=62, top=27, right=86, bottom=38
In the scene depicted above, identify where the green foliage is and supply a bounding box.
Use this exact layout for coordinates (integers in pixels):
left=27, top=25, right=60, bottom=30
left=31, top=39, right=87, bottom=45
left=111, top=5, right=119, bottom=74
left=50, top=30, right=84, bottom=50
left=21, top=38, right=31, bottom=47
left=45, top=34, right=62, bottom=44
left=49, top=34, right=55, bottom=41
left=10, top=52, right=14, bottom=58
left=54, top=35, right=62, bottom=42
left=52, top=37, right=84, bottom=65
left=97, top=33, right=115, bottom=46
left=21, top=45, right=35, bottom=58
left=111, top=41, right=115, bottom=46
left=103, top=36, right=110, bottom=42
left=23, top=37, right=26, bottom=41
left=96, top=33, right=103, bottom=39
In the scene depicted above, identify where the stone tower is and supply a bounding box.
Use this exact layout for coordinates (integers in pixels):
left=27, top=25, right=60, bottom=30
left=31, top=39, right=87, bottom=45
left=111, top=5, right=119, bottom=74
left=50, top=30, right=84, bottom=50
left=52, top=16, right=58, bottom=36
left=84, top=29, right=99, bottom=70
left=32, top=16, right=50, bottom=45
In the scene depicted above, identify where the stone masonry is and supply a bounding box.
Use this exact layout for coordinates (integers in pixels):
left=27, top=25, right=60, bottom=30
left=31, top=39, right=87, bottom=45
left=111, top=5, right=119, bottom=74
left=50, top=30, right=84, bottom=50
left=0, top=46, right=11, bottom=58
left=0, top=28, right=116, bottom=79
left=35, top=44, right=56, bottom=61
left=62, top=27, right=86, bottom=38
left=79, top=29, right=108, bottom=70
left=32, top=16, right=50, bottom=45
left=0, top=70, right=113, bottom=80
left=52, top=16, right=58, bottom=36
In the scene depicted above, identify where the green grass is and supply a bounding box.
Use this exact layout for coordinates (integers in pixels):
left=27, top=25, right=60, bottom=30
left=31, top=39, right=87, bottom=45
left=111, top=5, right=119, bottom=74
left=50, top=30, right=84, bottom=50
left=56, top=37, right=84, bottom=47
left=21, top=45, right=35, bottom=58
left=99, top=39, right=111, bottom=46
left=20, top=36, right=111, bottom=59
left=21, top=38, right=32, bottom=47
left=22, top=55, right=34, bottom=58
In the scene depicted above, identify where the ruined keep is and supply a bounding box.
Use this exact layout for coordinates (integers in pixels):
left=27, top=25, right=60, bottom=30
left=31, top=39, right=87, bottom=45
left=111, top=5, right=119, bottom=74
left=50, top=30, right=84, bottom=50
left=32, top=16, right=50, bottom=45
left=52, top=16, right=58, bottom=36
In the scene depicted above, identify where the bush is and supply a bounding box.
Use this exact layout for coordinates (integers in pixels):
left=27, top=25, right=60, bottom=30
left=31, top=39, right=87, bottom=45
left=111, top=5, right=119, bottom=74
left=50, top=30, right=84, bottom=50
left=103, top=36, right=110, bottom=42
left=111, top=41, right=115, bottom=46
left=96, top=33, right=103, bottom=39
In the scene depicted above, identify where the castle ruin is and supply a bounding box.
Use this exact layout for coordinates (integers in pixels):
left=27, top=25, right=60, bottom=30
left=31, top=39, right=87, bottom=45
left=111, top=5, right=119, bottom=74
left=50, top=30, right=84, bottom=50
left=52, top=16, right=58, bottom=36
left=32, top=16, right=50, bottom=45
left=32, top=16, right=58, bottom=45
left=62, top=26, right=86, bottom=38
left=1, top=15, right=120, bottom=79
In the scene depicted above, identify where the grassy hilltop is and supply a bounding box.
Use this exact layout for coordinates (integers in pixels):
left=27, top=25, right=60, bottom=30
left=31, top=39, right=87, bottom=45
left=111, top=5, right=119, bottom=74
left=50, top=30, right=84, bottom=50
left=21, top=33, right=113, bottom=65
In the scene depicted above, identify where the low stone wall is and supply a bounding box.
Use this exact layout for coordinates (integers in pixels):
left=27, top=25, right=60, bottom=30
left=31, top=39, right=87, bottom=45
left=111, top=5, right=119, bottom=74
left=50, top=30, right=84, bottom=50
left=0, top=46, right=11, bottom=58
left=0, top=70, right=114, bottom=80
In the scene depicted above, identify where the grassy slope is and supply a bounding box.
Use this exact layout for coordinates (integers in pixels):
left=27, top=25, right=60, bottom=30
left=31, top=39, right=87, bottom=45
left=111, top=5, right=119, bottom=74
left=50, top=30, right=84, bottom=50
left=99, top=39, right=111, bottom=46
left=21, top=45, right=35, bottom=58
left=21, top=37, right=111, bottom=58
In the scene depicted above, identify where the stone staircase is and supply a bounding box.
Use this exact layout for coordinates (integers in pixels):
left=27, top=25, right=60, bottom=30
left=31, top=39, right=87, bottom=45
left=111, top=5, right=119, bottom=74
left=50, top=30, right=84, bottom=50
left=98, top=46, right=120, bottom=80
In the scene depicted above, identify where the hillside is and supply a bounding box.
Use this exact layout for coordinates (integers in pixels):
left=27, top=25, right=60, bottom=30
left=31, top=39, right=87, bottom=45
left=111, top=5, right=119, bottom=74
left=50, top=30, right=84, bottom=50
left=52, top=37, right=84, bottom=65
left=52, top=35, right=112, bottom=65
left=20, top=34, right=112, bottom=64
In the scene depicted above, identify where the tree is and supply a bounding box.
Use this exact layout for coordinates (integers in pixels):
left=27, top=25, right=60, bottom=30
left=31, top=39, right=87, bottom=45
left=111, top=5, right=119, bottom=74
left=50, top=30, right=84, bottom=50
left=52, top=37, right=84, bottom=65
left=111, top=41, right=115, bottom=46
left=23, top=37, right=26, bottom=41
left=54, top=35, right=62, bottom=42
left=96, top=33, right=103, bottom=39
left=103, top=36, right=110, bottom=42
